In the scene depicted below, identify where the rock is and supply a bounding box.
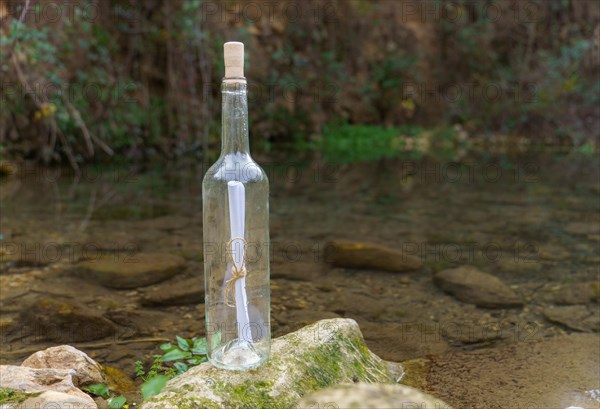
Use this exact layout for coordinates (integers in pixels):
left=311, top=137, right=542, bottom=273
left=16, top=390, right=97, bottom=409
left=0, top=160, right=17, bottom=177
left=553, top=283, right=598, bottom=305
left=76, top=253, right=185, bottom=289
left=543, top=305, right=599, bottom=332
left=103, top=309, right=173, bottom=338
left=21, top=345, right=103, bottom=387
left=592, top=282, right=600, bottom=301
left=142, top=318, right=401, bottom=409
left=21, top=299, right=116, bottom=342
left=296, top=383, right=452, bottom=409
left=564, top=221, right=600, bottom=236
left=324, top=240, right=423, bottom=272
left=0, top=366, right=95, bottom=405
left=434, top=266, right=523, bottom=308
left=360, top=322, right=449, bottom=362
left=0, top=388, right=39, bottom=407
left=424, top=334, right=600, bottom=408
left=102, top=366, right=137, bottom=393
left=140, top=277, right=204, bottom=307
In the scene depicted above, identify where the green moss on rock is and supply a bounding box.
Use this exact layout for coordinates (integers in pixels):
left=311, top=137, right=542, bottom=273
left=0, top=388, right=40, bottom=405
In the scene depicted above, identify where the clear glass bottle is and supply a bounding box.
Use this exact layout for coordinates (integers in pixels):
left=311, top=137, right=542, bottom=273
left=203, top=42, right=270, bottom=370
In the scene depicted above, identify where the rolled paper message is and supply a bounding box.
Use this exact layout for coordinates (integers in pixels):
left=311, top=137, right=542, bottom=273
left=227, top=181, right=251, bottom=342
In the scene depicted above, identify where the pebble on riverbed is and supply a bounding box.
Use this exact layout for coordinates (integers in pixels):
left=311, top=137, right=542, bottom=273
left=324, top=240, right=423, bottom=272
left=75, top=252, right=186, bottom=289
left=140, top=277, right=204, bottom=307
left=434, top=266, right=523, bottom=308
left=21, top=299, right=117, bottom=343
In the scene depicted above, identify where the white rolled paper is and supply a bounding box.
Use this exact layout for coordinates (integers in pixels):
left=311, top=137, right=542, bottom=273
left=227, top=181, right=251, bottom=342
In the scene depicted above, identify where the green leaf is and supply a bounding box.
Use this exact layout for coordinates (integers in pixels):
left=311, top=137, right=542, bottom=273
left=174, top=362, right=188, bottom=374
left=192, top=338, right=207, bottom=355
left=83, top=384, right=110, bottom=399
left=160, top=343, right=175, bottom=351
left=187, top=356, right=202, bottom=365
left=107, top=396, right=127, bottom=408
left=161, top=348, right=190, bottom=362
left=141, top=375, right=170, bottom=399
left=176, top=336, right=190, bottom=351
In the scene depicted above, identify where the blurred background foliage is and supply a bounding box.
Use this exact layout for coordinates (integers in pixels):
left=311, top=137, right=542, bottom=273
left=0, top=0, right=598, bottom=168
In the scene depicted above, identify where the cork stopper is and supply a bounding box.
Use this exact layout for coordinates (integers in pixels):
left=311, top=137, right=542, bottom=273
left=224, top=41, right=244, bottom=78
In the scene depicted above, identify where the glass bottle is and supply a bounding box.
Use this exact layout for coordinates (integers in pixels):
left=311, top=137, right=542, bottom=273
left=202, top=42, right=270, bottom=370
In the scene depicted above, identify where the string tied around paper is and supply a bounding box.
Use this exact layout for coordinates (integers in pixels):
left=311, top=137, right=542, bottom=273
left=225, top=236, right=247, bottom=307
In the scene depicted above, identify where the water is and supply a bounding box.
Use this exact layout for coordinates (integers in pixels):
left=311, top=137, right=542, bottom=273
left=0, top=153, right=598, bottom=405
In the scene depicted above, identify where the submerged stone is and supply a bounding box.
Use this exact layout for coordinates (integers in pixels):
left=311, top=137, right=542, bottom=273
left=140, top=277, right=204, bottom=307
left=324, top=240, right=423, bottom=272
left=543, top=305, right=600, bottom=332
left=21, top=299, right=116, bottom=342
left=142, top=318, right=402, bottom=409
left=434, top=266, right=523, bottom=308
left=76, top=253, right=185, bottom=289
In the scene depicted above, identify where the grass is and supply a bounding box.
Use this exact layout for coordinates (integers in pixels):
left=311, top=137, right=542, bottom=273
left=316, top=123, right=425, bottom=163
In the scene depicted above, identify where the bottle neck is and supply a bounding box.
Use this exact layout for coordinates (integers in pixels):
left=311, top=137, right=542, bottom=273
left=221, top=79, right=250, bottom=155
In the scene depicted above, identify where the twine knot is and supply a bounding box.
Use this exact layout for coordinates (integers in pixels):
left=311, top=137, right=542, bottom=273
left=225, top=237, right=247, bottom=307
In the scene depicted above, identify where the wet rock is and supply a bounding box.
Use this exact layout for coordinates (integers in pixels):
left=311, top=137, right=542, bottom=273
left=76, top=253, right=185, bottom=289
left=21, top=345, right=103, bottom=387
left=564, top=221, right=600, bottom=236
left=271, top=260, right=323, bottom=281
left=592, top=282, right=600, bottom=301
left=0, top=366, right=94, bottom=404
left=0, top=160, right=18, bottom=176
left=81, top=228, right=143, bottom=253
left=142, top=319, right=401, bottom=409
left=22, top=299, right=116, bottom=342
left=102, top=366, right=137, bottom=394
left=543, top=305, right=599, bottom=332
left=424, top=334, right=600, bottom=408
left=103, top=309, right=173, bottom=337
left=361, top=322, right=449, bottom=362
left=434, top=266, right=523, bottom=308
left=16, top=390, right=97, bottom=409
left=296, top=383, right=452, bottom=409
left=324, top=240, right=423, bottom=272
left=140, top=277, right=204, bottom=307
left=552, top=283, right=598, bottom=305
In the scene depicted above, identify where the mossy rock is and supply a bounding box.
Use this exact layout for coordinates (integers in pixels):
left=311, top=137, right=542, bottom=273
left=0, top=388, right=40, bottom=405
left=102, top=366, right=138, bottom=393
left=142, top=318, right=402, bottom=409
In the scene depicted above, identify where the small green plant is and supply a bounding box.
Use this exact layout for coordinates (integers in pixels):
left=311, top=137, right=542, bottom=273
left=132, top=336, right=209, bottom=399
left=158, top=336, right=208, bottom=375
left=134, top=355, right=176, bottom=381
left=83, top=384, right=127, bottom=408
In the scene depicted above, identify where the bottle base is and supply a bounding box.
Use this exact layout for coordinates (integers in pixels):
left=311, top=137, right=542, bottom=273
left=209, top=338, right=266, bottom=371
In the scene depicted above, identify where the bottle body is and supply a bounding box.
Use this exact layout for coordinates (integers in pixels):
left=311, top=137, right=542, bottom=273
left=203, top=80, right=270, bottom=370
